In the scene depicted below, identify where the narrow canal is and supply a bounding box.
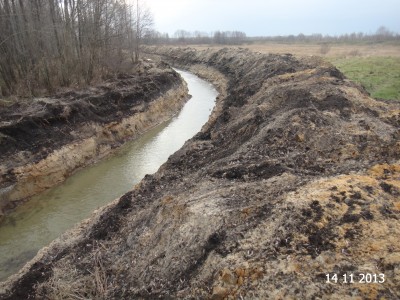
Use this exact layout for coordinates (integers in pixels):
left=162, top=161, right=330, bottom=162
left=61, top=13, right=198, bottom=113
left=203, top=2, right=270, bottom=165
left=0, top=69, right=218, bottom=281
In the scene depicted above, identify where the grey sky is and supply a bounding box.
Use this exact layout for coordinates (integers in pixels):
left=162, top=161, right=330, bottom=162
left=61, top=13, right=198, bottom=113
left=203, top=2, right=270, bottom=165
left=145, top=0, right=400, bottom=36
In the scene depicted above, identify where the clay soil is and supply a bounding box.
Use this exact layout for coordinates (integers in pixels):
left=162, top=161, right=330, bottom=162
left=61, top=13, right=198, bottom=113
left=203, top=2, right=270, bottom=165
left=1, top=47, right=399, bottom=299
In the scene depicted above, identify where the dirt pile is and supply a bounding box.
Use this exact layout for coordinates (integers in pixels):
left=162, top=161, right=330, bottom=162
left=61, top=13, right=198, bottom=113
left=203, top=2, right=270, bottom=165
left=1, top=47, right=399, bottom=299
left=0, top=60, right=188, bottom=218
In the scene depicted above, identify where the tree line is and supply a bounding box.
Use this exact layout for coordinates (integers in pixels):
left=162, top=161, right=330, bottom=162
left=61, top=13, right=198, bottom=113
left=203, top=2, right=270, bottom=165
left=142, top=26, right=399, bottom=46
left=248, top=26, right=400, bottom=44
left=0, top=0, right=152, bottom=97
left=142, top=30, right=247, bottom=45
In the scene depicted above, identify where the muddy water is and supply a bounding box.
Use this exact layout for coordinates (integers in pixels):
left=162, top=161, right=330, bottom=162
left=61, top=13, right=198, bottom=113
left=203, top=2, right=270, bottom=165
left=0, top=70, right=217, bottom=281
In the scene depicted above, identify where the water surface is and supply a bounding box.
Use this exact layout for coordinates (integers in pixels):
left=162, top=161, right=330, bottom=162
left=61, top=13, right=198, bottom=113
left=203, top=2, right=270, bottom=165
left=0, top=70, right=217, bottom=281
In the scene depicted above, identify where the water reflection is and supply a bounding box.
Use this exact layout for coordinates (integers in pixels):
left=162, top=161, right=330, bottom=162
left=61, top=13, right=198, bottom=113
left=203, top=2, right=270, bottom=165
left=0, top=70, right=217, bottom=281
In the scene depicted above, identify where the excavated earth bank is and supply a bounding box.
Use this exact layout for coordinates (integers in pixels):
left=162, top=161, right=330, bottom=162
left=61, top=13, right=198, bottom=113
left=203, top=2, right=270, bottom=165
left=0, top=61, right=188, bottom=220
left=1, top=47, right=399, bottom=299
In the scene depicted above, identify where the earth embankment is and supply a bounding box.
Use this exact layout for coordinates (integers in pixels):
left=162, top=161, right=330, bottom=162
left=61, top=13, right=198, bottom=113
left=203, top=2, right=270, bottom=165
left=1, top=47, right=399, bottom=299
left=0, top=61, right=189, bottom=219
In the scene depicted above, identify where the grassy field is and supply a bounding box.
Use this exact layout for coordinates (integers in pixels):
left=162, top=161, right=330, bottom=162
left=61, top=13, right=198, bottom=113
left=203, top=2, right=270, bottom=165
left=327, top=56, right=400, bottom=100
left=187, top=42, right=400, bottom=100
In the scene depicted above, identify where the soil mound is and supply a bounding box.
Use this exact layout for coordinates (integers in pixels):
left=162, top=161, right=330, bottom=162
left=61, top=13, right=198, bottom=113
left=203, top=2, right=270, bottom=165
left=1, top=47, right=399, bottom=299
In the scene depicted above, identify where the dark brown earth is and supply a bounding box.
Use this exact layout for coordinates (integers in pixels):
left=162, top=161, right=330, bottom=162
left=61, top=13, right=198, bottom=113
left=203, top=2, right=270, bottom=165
left=1, top=47, right=399, bottom=299
left=0, top=60, right=188, bottom=218
left=0, top=62, right=178, bottom=161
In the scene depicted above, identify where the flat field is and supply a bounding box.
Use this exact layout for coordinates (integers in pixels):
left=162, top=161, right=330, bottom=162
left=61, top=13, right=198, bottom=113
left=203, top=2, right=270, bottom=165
left=328, top=56, right=400, bottom=100
left=187, top=42, right=400, bottom=100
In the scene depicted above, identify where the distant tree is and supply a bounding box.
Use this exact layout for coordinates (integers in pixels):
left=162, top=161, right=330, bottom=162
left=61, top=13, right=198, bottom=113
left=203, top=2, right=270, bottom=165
left=193, top=31, right=211, bottom=44
left=374, top=26, right=393, bottom=42
left=213, top=31, right=226, bottom=44
left=231, top=31, right=247, bottom=44
left=143, top=30, right=170, bottom=45
left=174, top=30, right=192, bottom=43
left=297, top=33, right=306, bottom=42
left=213, top=31, right=246, bottom=45
left=311, top=33, right=323, bottom=41
left=376, top=26, right=392, bottom=36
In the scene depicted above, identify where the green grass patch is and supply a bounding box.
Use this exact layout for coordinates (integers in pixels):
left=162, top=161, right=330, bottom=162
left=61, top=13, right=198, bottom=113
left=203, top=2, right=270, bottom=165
left=328, top=56, right=400, bottom=100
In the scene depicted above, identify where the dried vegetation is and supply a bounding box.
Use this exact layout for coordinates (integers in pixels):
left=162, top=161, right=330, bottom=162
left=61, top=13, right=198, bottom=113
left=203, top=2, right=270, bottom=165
left=1, top=47, right=399, bottom=299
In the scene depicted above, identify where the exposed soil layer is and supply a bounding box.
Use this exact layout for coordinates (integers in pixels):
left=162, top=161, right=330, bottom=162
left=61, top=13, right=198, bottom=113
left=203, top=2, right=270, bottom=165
left=1, top=47, right=399, bottom=299
left=0, top=61, right=188, bottom=217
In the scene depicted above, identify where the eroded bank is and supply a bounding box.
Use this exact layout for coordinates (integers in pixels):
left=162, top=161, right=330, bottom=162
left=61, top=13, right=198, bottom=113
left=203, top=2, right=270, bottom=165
left=0, top=69, right=217, bottom=283
left=1, top=47, right=399, bottom=299
left=0, top=61, right=189, bottom=219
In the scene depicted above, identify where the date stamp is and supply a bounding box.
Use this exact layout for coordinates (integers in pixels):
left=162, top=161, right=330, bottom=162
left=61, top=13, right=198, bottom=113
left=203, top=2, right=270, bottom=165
left=326, top=273, right=385, bottom=284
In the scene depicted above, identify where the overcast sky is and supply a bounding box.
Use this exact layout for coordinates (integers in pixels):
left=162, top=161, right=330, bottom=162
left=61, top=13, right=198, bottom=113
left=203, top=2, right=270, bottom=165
left=145, top=0, right=400, bottom=37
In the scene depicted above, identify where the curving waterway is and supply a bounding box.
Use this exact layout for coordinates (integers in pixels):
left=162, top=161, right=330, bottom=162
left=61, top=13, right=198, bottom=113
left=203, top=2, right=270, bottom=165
left=0, top=70, right=217, bottom=281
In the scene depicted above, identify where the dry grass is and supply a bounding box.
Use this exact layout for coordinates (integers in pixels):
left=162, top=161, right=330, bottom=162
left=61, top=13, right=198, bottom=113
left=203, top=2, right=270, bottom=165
left=35, top=243, right=113, bottom=300
left=184, top=42, right=400, bottom=58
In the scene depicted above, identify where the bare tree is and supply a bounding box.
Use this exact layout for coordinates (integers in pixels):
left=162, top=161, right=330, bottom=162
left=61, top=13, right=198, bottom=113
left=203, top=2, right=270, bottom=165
left=213, top=31, right=246, bottom=45
left=0, top=0, right=153, bottom=97
left=133, top=0, right=153, bottom=62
